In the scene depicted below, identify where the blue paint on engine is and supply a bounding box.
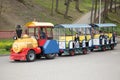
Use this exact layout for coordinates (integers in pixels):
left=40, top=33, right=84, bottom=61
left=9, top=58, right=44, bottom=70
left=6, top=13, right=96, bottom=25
left=43, top=40, right=59, bottom=54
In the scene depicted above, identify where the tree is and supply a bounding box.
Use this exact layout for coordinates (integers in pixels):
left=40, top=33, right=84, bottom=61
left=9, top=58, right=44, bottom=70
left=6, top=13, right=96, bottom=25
left=74, top=0, right=81, bottom=12
left=109, top=0, right=113, bottom=12
left=119, top=0, right=120, bottom=9
left=55, top=0, right=59, bottom=12
left=114, top=0, right=117, bottom=12
left=51, top=0, right=54, bottom=16
left=102, top=0, right=109, bottom=23
left=90, top=0, right=95, bottom=23
left=64, top=0, right=71, bottom=18
left=94, top=0, right=98, bottom=23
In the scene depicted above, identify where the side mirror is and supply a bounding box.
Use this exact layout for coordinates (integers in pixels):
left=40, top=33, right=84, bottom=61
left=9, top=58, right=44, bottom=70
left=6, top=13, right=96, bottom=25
left=13, top=36, right=17, bottom=40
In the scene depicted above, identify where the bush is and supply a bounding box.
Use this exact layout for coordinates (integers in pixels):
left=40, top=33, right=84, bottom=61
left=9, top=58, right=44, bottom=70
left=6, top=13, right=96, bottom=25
left=0, top=39, right=13, bottom=49
left=5, top=44, right=12, bottom=51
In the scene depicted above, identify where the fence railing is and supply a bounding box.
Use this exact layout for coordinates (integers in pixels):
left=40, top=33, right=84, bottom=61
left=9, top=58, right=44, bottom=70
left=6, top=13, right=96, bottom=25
left=0, top=30, right=15, bottom=39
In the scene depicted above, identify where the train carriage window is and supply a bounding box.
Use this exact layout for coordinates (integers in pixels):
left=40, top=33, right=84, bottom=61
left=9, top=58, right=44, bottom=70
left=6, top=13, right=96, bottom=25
left=39, top=28, right=46, bottom=39
left=46, top=28, right=53, bottom=39
left=27, top=28, right=39, bottom=39
left=65, top=28, right=73, bottom=36
left=53, top=28, right=59, bottom=40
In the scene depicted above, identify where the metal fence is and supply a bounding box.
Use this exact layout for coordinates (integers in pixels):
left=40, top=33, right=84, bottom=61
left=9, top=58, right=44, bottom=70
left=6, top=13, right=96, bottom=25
left=0, top=31, right=15, bottom=39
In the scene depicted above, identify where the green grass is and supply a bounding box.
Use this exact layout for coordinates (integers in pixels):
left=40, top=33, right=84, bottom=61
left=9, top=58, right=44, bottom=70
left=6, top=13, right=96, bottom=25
left=0, top=39, right=13, bottom=49
left=0, top=39, right=13, bottom=55
left=0, top=49, right=10, bottom=55
left=0, top=0, right=92, bottom=30
left=34, top=0, right=92, bottom=24
left=105, top=9, right=120, bottom=35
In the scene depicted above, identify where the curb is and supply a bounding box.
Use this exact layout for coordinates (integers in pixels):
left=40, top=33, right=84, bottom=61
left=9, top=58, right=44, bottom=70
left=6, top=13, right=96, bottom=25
left=0, top=54, right=9, bottom=57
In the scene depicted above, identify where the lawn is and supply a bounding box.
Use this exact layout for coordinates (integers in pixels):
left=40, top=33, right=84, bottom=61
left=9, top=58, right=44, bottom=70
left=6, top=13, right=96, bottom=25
left=0, top=49, right=10, bottom=55
left=34, top=0, right=92, bottom=24
left=106, top=8, right=120, bottom=35
left=0, top=39, right=13, bottom=55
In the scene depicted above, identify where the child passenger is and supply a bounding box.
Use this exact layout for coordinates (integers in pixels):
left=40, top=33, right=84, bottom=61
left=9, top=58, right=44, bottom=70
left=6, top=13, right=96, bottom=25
left=74, top=33, right=80, bottom=48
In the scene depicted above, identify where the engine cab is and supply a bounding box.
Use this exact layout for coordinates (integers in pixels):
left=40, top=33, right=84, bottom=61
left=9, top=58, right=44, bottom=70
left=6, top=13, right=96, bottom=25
left=10, top=21, right=59, bottom=62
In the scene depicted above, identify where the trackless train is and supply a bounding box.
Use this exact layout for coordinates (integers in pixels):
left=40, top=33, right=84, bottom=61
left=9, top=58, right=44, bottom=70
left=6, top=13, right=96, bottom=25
left=10, top=22, right=59, bottom=61
left=89, top=23, right=117, bottom=51
left=10, top=21, right=117, bottom=62
left=54, top=24, right=91, bottom=56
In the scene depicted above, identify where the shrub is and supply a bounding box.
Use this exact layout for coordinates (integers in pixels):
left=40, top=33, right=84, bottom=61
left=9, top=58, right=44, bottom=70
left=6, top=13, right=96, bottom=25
left=0, top=39, right=13, bottom=49
left=5, top=44, right=12, bottom=51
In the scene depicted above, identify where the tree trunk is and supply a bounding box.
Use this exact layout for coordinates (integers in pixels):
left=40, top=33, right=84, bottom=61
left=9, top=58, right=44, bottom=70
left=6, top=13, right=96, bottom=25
left=64, top=0, right=70, bottom=18
left=103, top=0, right=109, bottom=23
left=90, top=0, right=94, bottom=24
left=109, top=0, right=113, bottom=12
left=75, top=0, right=80, bottom=12
left=94, top=0, right=98, bottom=23
left=119, top=1, right=120, bottom=9
left=51, top=0, right=54, bottom=16
left=114, top=0, right=117, bottom=13
left=55, top=0, right=59, bottom=12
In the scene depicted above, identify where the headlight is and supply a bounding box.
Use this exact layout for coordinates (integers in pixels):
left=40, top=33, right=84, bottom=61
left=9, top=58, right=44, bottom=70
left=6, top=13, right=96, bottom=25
left=12, top=43, right=21, bottom=53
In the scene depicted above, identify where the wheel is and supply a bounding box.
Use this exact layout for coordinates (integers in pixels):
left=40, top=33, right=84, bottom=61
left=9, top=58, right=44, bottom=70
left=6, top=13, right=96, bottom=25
left=90, top=49, right=93, bottom=52
left=58, top=53, right=62, bottom=56
left=101, top=46, right=106, bottom=51
left=82, top=48, right=87, bottom=55
left=45, top=54, right=56, bottom=59
left=14, top=60, right=20, bottom=62
left=110, top=45, right=114, bottom=50
left=69, top=50, right=75, bottom=56
left=26, top=50, right=36, bottom=62
left=58, top=50, right=63, bottom=56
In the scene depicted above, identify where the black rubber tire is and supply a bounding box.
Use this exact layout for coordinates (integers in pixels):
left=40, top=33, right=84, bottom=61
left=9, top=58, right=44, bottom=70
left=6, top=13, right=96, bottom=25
left=69, top=50, right=75, bottom=56
left=82, top=48, right=87, bottom=55
left=58, top=53, right=62, bottom=56
left=110, top=45, right=114, bottom=50
left=101, top=46, right=106, bottom=51
left=26, top=50, right=36, bottom=62
left=14, top=60, right=20, bottom=62
left=90, top=49, right=93, bottom=52
left=45, top=54, right=56, bottom=59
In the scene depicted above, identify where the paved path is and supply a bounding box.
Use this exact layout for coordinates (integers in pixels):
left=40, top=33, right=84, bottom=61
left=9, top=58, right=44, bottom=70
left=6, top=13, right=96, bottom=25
left=0, top=44, right=120, bottom=80
left=73, top=5, right=119, bottom=24
left=73, top=11, right=91, bottom=24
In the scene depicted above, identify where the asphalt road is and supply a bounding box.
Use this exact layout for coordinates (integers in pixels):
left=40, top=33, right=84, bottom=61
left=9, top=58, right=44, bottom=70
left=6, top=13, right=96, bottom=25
left=0, top=44, right=120, bottom=80
left=73, top=11, right=91, bottom=24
